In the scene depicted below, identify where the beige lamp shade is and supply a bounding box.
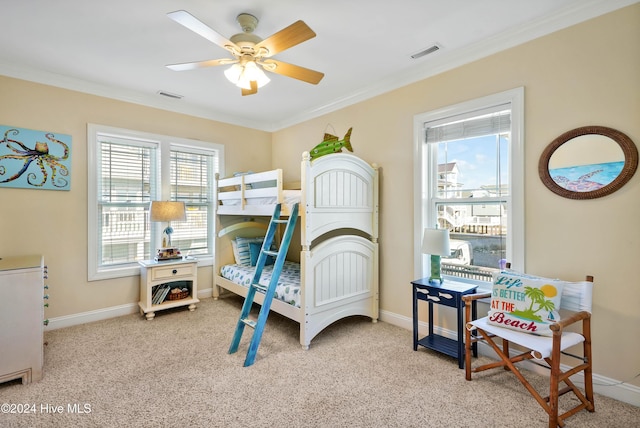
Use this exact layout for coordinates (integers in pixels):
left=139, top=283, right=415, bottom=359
left=149, top=201, right=186, bottom=222
left=422, top=228, right=451, bottom=256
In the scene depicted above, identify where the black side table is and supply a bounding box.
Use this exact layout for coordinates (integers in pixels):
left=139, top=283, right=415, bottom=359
left=412, top=278, right=478, bottom=369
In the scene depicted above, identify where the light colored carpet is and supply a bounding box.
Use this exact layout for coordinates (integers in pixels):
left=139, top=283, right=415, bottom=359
left=1, top=296, right=638, bottom=427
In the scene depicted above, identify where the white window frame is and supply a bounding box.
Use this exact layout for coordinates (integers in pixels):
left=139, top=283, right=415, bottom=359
left=413, top=88, right=524, bottom=291
left=87, top=124, right=224, bottom=281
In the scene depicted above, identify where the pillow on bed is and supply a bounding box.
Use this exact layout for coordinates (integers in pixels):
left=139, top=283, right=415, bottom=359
left=250, top=180, right=277, bottom=189
left=233, top=171, right=254, bottom=190
left=234, top=236, right=264, bottom=266
left=230, top=239, right=252, bottom=266
left=487, top=271, right=564, bottom=336
left=231, top=239, right=242, bottom=265
left=249, top=242, right=275, bottom=266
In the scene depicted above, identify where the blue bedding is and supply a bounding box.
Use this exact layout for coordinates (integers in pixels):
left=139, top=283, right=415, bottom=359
left=220, top=261, right=301, bottom=307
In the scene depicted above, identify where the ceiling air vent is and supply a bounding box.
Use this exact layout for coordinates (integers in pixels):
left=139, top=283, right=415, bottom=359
left=157, top=90, right=183, bottom=99
left=410, top=44, right=441, bottom=59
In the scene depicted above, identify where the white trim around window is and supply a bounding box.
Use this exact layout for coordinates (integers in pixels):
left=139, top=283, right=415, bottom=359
left=87, top=124, right=224, bottom=281
left=413, top=87, right=525, bottom=290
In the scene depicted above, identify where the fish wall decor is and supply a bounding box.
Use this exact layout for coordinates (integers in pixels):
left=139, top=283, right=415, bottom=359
left=309, top=127, right=353, bottom=160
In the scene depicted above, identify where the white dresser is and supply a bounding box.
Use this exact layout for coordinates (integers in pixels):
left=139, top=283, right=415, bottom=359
left=0, top=255, right=46, bottom=384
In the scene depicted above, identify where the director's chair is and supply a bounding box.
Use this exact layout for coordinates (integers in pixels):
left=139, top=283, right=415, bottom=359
left=462, top=269, right=594, bottom=428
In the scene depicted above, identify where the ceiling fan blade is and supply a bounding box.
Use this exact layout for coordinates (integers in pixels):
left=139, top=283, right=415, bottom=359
left=167, top=10, right=239, bottom=53
left=254, top=20, right=316, bottom=57
left=166, top=58, right=233, bottom=71
left=261, top=59, right=324, bottom=84
left=241, top=80, right=258, bottom=96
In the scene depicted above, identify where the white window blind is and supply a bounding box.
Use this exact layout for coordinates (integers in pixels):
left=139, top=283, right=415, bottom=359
left=425, top=105, right=511, bottom=144
left=97, top=138, right=158, bottom=267
left=169, top=147, right=217, bottom=256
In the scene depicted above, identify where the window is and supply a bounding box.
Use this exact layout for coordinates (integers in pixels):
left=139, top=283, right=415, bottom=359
left=413, top=88, right=524, bottom=290
left=88, top=124, right=224, bottom=280
left=169, top=147, right=216, bottom=256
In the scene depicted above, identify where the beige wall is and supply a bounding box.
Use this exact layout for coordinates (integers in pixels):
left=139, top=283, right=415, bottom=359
left=272, top=5, right=640, bottom=385
left=0, top=5, right=637, bottom=388
left=0, top=77, right=271, bottom=315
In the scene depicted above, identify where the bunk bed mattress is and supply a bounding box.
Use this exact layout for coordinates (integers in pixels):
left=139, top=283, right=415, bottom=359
left=220, top=261, right=301, bottom=307
left=220, top=190, right=301, bottom=206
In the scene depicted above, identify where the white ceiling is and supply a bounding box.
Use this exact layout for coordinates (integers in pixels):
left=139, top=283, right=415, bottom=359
left=1, top=0, right=634, bottom=131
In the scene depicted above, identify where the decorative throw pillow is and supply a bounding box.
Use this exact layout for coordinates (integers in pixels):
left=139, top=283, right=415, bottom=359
left=231, top=239, right=242, bottom=265
left=248, top=241, right=275, bottom=266
left=487, top=271, right=564, bottom=336
left=234, top=236, right=264, bottom=266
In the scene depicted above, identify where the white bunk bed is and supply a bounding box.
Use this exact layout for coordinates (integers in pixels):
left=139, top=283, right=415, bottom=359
left=213, top=151, right=379, bottom=349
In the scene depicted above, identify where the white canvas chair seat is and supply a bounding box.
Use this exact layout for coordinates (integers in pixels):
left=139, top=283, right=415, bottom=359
left=463, top=271, right=594, bottom=428
left=467, top=317, right=585, bottom=360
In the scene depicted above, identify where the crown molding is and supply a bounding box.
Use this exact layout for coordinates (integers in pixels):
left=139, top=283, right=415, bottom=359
left=0, top=63, right=269, bottom=131
left=270, top=0, right=638, bottom=131
left=1, top=0, right=635, bottom=133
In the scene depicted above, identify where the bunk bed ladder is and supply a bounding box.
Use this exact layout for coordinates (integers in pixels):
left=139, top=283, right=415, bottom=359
left=228, top=203, right=299, bottom=367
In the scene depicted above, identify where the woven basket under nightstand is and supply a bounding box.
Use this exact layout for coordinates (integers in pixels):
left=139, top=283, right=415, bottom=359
left=167, top=290, right=189, bottom=300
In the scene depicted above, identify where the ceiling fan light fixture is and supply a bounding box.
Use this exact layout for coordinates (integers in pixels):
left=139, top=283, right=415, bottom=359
left=224, top=63, right=243, bottom=83
left=227, top=61, right=270, bottom=90
left=167, top=10, right=322, bottom=93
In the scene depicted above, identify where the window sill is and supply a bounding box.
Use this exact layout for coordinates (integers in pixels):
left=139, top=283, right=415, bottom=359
left=443, top=274, right=491, bottom=293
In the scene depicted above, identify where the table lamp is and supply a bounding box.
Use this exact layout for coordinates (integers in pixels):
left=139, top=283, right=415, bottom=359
left=150, top=201, right=186, bottom=259
left=422, top=227, right=451, bottom=284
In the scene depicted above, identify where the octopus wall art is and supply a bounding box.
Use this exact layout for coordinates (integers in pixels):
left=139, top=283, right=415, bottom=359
left=0, top=125, right=72, bottom=190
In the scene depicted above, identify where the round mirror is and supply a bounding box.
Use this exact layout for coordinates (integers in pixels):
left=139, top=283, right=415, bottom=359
left=539, top=126, right=638, bottom=199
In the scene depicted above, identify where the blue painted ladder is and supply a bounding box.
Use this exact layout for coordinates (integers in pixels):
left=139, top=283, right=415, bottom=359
left=228, top=203, right=299, bottom=367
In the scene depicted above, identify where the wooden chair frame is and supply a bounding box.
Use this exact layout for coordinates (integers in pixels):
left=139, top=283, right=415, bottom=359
left=463, top=275, right=594, bottom=428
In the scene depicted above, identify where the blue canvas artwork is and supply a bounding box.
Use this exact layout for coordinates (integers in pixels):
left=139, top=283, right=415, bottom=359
left=0, top=125, right=72, bottom=190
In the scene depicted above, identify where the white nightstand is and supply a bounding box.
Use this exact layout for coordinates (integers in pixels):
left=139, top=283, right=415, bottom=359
left=138, top=258, right=199, bottom=320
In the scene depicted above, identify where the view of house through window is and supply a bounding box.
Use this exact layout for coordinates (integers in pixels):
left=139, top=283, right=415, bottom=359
left=432, top=122, right=509, bottom=281
left=97, top=139, right=155, bottom=266
left=88, top=124, right=223, bottom=280
left=416, top=89, right=523, bottom=286
left=169, top=148, right=215, bottom=257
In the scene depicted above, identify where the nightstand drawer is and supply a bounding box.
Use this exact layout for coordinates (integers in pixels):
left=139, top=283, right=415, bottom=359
left=151, top=264, right=195, bottom=281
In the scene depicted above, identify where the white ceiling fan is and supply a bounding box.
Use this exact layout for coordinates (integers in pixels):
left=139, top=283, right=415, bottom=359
left=166, top=10, right=325, bottom=96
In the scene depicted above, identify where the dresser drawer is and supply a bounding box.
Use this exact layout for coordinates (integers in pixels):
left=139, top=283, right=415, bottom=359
left=151, top=263, right=195, bottom=281
left=0, top=255, right=45, bottom=384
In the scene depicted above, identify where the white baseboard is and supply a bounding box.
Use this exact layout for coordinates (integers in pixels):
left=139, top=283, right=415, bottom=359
left=45, top=302, right=139, bottom=331
left=379, top=308, right=640, bottom=407
left=45, top=288, right=215, bottom=331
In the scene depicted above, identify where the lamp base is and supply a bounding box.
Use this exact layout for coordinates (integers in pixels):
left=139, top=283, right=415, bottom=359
left=155, top=247, right=182, bottom=261
left=163, top=226, right=174, bottom=248
left=428, top=254, right=443, bottom=284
